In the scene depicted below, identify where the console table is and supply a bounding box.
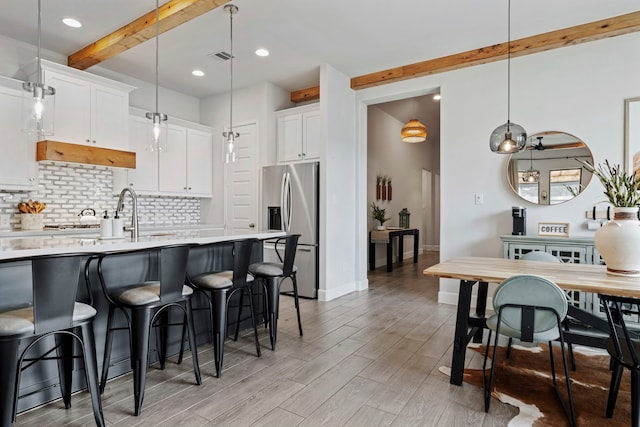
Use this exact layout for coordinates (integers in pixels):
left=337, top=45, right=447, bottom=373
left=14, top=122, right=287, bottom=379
left=369, top=228, right=419, bottom=272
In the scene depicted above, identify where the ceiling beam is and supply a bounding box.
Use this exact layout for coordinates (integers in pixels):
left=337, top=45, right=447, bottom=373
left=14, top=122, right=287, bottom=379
left=68, top=0, right=230, bottom=70
left=350, top=10, right=640, bottom=90
left=290, top=86, right=320, bottom=103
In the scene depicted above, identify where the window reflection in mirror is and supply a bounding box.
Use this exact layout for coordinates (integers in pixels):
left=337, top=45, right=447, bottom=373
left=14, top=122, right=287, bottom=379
left=506, top=131, right=593, bottom=205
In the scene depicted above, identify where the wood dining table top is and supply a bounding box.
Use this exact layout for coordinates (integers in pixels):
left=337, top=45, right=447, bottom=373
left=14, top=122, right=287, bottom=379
left=423, top=256, right=640, bottom=298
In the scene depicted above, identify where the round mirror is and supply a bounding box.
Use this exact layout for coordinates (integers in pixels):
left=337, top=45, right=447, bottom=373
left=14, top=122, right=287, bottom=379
left=506, top=131, right=594, bottom=205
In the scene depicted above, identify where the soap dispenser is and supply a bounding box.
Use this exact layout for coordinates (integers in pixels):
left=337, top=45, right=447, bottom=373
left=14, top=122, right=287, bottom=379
left=100, top=210, right=112, bottom=238
left=112, top=210, right=124, bottom=238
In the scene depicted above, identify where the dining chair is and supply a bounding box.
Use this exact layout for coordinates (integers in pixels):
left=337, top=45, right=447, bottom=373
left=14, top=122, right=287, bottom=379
left=248, top=234, right=303, bottom=350
left=483, top=274, right=576, bottom=427
left=598, top=293, right=640, bottom=426
left=92, top=244, right=201, bottom=416
left=0, top=253, right=104, bottom=427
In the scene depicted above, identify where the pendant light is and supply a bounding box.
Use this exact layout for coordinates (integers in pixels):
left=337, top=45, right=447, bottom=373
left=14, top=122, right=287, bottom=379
left=401, top=118, right=427, bottom=143
left=145, top=0, right=168, bottom=152
left=489, top=0, right=526, bottom=154
left=223, top=4, right=239, bottom=164
left=22, top=0, right=55, bottom=138
left=522, top=137, right=540, bottom=183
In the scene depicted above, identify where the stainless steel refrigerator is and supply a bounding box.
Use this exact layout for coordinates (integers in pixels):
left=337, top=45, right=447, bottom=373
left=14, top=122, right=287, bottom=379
left=262, top=162, right=319, bottom=299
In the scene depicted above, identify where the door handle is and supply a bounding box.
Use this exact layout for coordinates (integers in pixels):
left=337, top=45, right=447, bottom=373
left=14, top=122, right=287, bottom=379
left=298, top=247, right=312, bottom=252
left=249, top=223, right=255, bottom=228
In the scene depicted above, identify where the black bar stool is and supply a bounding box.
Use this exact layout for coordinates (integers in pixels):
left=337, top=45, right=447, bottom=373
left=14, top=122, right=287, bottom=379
left=186, top=238, right=261, bottom=378
left=91, top=244, right=201, bottom=416
left=248, top=234, right=303, bottom=350
left=0, top=253, right=104, bottom=427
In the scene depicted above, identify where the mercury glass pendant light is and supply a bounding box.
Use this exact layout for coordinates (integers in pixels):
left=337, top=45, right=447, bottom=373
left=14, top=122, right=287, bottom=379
left=223, top=4, right=239, bottom=164
left=489, top=0, right=526, bottom=154
left=522, top=138, right=540, bottom=183
left=145, top=0, right=168, bottom=152
left=22, top=0, right=55, bottom=138
left=401, top=118, right=427, bottom=143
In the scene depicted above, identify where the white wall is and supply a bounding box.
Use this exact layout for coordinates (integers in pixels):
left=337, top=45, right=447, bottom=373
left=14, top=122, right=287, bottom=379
left=319, top=64, right=359, bottom=300
left=199, top=82, right=292, bottom=225
left=357, top=32, right=640, bottom=305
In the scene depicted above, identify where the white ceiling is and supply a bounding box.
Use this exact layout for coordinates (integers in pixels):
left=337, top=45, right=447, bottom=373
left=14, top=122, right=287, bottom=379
left=0, top=0, right=637, bottom=99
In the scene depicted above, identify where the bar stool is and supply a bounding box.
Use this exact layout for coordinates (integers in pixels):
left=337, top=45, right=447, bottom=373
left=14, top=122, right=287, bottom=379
left=248, top=234, right=303, bottom=351
left=92, top=244, right=201, bottom=416
left=186, top=238, right=261, bottom=378
left=0, top=253, right=104, bottom=427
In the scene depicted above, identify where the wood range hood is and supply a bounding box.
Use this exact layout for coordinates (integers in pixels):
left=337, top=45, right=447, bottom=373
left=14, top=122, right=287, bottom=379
left=36, top=140, right=136, bottom=169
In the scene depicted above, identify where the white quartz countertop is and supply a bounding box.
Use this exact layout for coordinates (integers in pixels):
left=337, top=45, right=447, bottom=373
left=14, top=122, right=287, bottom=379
left=0, top=228, right=286, bottom=260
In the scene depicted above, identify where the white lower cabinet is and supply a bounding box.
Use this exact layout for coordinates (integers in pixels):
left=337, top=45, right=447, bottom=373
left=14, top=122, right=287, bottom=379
left=0, top=81, right=38, bottom=190
left=116, top=114, right=213, bottom=197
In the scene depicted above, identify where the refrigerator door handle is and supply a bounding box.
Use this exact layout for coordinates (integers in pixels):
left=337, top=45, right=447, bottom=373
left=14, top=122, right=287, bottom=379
left=279, top=172, right=287, bottom=231
left=297, top=247, right=312, bottom=252
left=283, top=172, right=292, bottom=232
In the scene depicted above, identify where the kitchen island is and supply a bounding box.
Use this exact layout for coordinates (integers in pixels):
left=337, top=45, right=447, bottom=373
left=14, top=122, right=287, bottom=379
left=0, top=228, right=285, bottom=414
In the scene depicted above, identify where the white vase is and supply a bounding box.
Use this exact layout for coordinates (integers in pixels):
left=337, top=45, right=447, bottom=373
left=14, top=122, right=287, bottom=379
left=595, top=207, right=640, bottom=276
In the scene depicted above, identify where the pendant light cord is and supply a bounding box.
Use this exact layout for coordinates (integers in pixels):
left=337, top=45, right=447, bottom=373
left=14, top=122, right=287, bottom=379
left=37, top=0, right=42, bottom=85
left=506, top=0, right=511, bottom=129
left=154, top=0, right=159, bottom=114
left=229, top=7, right=234, bottom=136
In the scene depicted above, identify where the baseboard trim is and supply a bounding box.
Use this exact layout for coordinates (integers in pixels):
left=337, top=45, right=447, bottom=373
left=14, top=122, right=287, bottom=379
left=319, top=278, right=368, bottom=301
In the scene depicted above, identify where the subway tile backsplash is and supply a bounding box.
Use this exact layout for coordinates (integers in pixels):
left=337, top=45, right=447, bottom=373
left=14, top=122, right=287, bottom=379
left=0, top=162, right=200, bottom=230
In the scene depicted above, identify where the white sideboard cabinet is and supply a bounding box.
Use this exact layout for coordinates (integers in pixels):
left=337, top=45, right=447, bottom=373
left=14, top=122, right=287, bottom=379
left=501, top=234, right=605, bottom=316
left=0, top=78, right=38, bottom=190
left=276, top=103, right=320, bottom=163
left=27, top=60, right=134, bottom=151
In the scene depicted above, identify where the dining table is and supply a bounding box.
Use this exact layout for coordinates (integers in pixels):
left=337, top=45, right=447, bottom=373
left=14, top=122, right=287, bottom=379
left=423, top=256, right=640, bottom=386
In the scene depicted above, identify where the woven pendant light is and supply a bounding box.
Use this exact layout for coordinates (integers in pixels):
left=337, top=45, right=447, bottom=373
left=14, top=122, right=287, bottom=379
left=401, top=119, right=427, bottom=143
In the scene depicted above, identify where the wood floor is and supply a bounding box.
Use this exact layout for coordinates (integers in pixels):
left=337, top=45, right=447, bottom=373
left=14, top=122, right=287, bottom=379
left=15, top=251, right=518, bottom=426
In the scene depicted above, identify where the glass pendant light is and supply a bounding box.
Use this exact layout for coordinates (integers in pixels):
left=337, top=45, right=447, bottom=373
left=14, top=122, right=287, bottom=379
left=22, top=0, right=55, bottom=138
left=401, top=119, right=427, bottom=143
left=145, top=0, right=168, bottom=152
left=522, top=138, right=540, bottom=183
left=489, top=0, right=526, bottom=154
left=223, top=4, right=239, bottom=164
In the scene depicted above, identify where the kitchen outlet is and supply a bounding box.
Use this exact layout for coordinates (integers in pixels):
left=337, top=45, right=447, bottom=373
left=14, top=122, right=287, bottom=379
left=184, top=213, right=191, bottom=223
left=474, top=193, right=484, bottom=205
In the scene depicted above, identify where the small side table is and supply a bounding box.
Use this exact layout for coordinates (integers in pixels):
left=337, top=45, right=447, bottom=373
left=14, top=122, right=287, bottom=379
left=369, top=228, right=419, bottom=272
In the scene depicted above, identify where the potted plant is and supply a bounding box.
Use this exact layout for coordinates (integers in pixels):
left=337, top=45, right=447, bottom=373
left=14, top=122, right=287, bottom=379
left=580, top=160, right=640, bottom=276
left=370, top=202, right=389, bottom=230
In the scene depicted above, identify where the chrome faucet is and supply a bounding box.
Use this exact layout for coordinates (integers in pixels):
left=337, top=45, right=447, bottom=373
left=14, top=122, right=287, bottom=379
left=116, top=187, right=139, bottom=239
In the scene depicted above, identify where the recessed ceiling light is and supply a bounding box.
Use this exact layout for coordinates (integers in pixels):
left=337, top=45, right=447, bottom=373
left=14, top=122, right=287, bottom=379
left=192, top=69, right=205, bottom=77
left=433, top=94, right=441, bottom=101
left=62, top=18, right=82, bottom=28
left=255, top=48, right=269, bottom=57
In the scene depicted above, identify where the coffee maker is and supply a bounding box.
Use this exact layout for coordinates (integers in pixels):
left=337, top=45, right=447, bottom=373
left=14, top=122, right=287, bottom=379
left=512, top=206, right=526, bottom=235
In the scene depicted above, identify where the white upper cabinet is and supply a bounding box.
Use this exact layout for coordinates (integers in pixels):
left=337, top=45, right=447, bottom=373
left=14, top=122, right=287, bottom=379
left=30, top=60, right=134, bottom=151
left=276, top=103, right=320, bottom=163
left=0, top=80, right=38, bottom=190
left=116, top=110, right=213, bottom=197
left=124, top=115, right=159, bottom=193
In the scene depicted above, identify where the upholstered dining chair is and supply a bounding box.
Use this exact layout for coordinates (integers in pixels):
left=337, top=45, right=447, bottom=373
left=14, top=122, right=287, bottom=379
left=520, top=250, right=563, bottom=263
left=0, top=253, right=104, bottom=427
left=92, top=244, right=201, bottom=416
left=599, top=293, right=640, bottom=427
left=248, top=234, right=303, bottom=351
left=483, top=274, right=576, bottom=427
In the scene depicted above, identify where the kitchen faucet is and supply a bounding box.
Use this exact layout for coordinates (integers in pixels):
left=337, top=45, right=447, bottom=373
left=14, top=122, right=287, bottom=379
left=116, top=187, right=139, bottom=239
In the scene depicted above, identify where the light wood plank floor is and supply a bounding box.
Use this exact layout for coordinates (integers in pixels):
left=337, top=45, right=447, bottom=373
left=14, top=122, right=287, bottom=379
left=16, top=251, right=517, bottom=426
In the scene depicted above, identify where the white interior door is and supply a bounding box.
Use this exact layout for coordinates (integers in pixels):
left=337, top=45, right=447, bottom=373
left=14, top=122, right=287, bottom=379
left=225, top=122, right=258, bottom=233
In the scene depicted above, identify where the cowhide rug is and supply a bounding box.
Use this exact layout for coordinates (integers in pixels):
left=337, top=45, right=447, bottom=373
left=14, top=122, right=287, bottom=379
left=441, top=344, right=632, bottom=426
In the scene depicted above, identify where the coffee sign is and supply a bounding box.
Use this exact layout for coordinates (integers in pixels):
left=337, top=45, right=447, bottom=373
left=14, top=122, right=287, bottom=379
left=538, top=222, right=570, bottom=237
